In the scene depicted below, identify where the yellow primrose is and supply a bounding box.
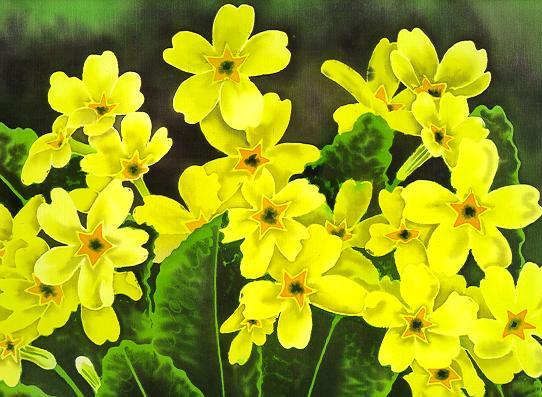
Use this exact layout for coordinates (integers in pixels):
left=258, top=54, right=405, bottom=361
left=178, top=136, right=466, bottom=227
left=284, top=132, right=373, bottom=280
left=469, top=264, right=542, bottom=379
left=201, top=93, right=320, bottom=201
left=221, top=169, right=325, bottom=279
left=69, top=175, right=115, bottom=213
left=163, top=4, right=290, bottom=130
left=240, top=225, right=368, bottom=349
left=411, top=93, right=489, bottom=167
left=134, top=166, right=223, bottom=263
left=391, top=28, right=490, bottom=98
left=402, top=139, right=542, bottom=275
left=21, top=116, right=76, bottom=185
left=404, top=350, right=485, bottom=397
left=363, top=263, right=478, bottom=372
left=80, top=112, right=172, bottom=182
left=321, top=38, right=418, bottom=134
left=220, top=304, right=275, bottom=365
left=48, top=51, right=144, bottom=136
left=34, top=183, right=148, bottom=311
left=365, top=187, right=430, bottom=274
left=0, top=324, right=56, bottom=388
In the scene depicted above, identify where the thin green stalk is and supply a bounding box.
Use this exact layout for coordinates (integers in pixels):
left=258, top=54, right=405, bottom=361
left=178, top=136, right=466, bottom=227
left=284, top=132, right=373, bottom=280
left=0, top=174, right=26, bottom=205
left=307, top=315, right=343, bottom=397
left=213, top=229, right=226, bottom=397
left=69, top=139, right=96, bottom=156
left=386, top=177, right=401, bottom=191
left=122, top=348, right=147, bottom=397
left=132, top=177, right=151, bottom=197
left=54, top=364, right=85, bottom=397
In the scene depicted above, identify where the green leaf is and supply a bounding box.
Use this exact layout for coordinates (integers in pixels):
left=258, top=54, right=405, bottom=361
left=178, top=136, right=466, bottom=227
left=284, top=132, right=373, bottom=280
left=501, top=374, right=542, bottom=397
left=0, top=122, right=37, bottom=179
left=97, top=341, right=203, bottom=397
left=0, top=382, right=55, bottom=397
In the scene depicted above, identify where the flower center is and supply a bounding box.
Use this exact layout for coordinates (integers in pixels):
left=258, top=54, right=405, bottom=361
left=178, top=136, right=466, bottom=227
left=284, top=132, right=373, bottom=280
left=76, top=224, right=113, bottom=266
left=185, top=212, right=208, bottom=233
left=241, top=318, right=262, bottom=332
left=502, top=309, right=536, bottom=339
left=385, top=223, right=420, bottom=243
left=374, top=85, right=404, bottom=112
left=25, top=275, right=64, bottom=306
left=0, top=335, right=22, bottom=362
left=234, top=144, right=270, bottom=175
left=47, top=133, right=66, bottom=149
left=206, top=46, right=247, bottom=84
left=120, top=151, right=150, bottom=180
left=325, top=220, right=352, bottom=241
left=87, top=93, right=118, bottom=117
left=415, top=76, right=447, bottom=97
left=251, top=197, right=289, bottom=236
left=402, top=306, right=433, bottom=342
left=279, top=269, right=316, bottom=309
left=430, top=125, right=454, bottom=150
left=450, top=192, right=488, bottom=231
left=426, top=366, right=462, bottom=390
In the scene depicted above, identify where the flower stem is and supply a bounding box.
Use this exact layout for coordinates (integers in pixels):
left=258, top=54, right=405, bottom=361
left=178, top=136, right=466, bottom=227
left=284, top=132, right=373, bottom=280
left=212, top=228, right=226, bottom=397
left=395, top=144, right=432, bottom=182
left=132, top=177, right=150, bottom=197
left=54, top=364, right=85, bottom=397
left=69, top=139, right=96, bottom=156
left=307, top=315, right=342, bottom=397
left=0, top=174, right=27, bottom=205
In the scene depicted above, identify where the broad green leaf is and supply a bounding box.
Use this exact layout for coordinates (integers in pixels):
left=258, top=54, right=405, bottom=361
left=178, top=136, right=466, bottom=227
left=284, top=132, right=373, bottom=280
left=0, top=382, right=55, bottom=397
left=97, top=341, right=203, bottom=397
left=502, top=374, right=542, bottom=397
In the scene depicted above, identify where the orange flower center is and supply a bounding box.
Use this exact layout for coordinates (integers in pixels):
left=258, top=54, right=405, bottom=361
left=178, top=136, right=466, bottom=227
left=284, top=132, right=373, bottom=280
left=25, top=275, right=64, bottom=306
left=502, top=309, right=536, bottom=340
left=278, top=269, right=316, bottom=309
left=430, top=125, right=454, bottom=150
left=76, top=224, right=113, bottom=266
left=385, top=223, right=419, bottom=243
left=241, top=318, right=262, bottom=332
left=0, top=335, right=22, bottom=362
left=234, top=144, right=270, bottom=175
left=47, top=133, right=66, bottom=149
left=120, top=151, right=149, bottom=180
left=206, top=46, right=247, bottom=84
left=325, top=220, right=352, bottom=241
left=414, top=76, right=447, bottom=98
left=374, top=85, right=404, bottom=111
left=426, top=366, right=462, bottom=390
left=450, top=192, right=488, bottom=231
left=251, top=197, right=289, bottom=236
left=185, top=212, right=208, bottom=233
left=87, top=93, right=118, bottom=117
left=402, top=306, right=433, bottom=342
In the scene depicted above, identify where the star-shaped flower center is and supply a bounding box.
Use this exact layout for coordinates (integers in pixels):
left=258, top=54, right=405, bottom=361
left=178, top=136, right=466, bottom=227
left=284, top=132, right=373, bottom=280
left=430, top=124, right=454, bottom=150
left=426, top=366, right=462, bottom=390
left=402, top=306, right=433, bottom=342
left=251, top=197, right=289, bottom=236
left=234, top=144, right=270, bottom=175
left=374, top=85, right=404, bottom=111
left=450, top=192, right=488, bottom=231
left=385, top=223, right=420, bottom=243
left=241, top=318, right=262, bottom=332
left=278, top=269, right=316, bottom=309
left=0, top=335, right=23, bottom=362
left=47, top=133, right=66, bottom=149
left=185, top=212, right=208, bottom=233
left=87, top=93, right=118, bottom=117
left=502, top=309, right=536, bottom=340
left=206, top=46, right=247, bottom=84
left=414, top=76, right=447, bottom=98
left=25, top=275, right=64, bottom=306
left=76, top=224, right=113, bottom=267
left=120, top=151, right=150, bottom=180
left=0, top=248, right=5, bottom=258
left=325, top=220, right=352, bottom=241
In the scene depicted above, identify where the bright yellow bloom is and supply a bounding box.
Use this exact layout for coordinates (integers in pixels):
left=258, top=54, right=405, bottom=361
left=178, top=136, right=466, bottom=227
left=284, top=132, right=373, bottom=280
left=321, top=38, right=418, bottom=134
left=202, top=93, right=320, bottom=201
left=163, top=4, right=290, bottom=130
left=240, top=225, right=369, bottom=349
left=48, top=51, right=144, bottom=136
left=220, top=304, right=275, bottom=365
left=402, top=139, right=542, bottom=275
left=411, top=93, right=489, bottom=167
left=391, top=28, right=490, bottom=98
left=221, top=169, right=325, bottom=279
left=69, top=175, right=114, bottom=213
left=21, top=116, right=76, bottom=185
left=133, top=166, right=223, bottom=263
left=365, top=187, right=430, bottom=274
left=404, top=350, right=485, bottom=397
left=80, top=112, right=172, bottom=181
left=469, top=264, right=542, bottom=380
left=363, top=263, right=478, bottom=372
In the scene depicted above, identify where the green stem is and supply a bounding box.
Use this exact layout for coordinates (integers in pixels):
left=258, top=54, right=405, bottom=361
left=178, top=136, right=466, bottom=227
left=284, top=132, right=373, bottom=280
left=307, top=315, right=342, bottom=397
left=122, top=347, right=148, bottom=397
left=69, top=139, right=96, bottom=156
left=213, top=229, right=226, bottom=397
left=386, top=177, right=401, bottom=192
left=395, top=144, right=431, bottom=182
left=132, top=177, right=150, bottom=197
left=54, top=364, right=85, bottom=397
left=0, top=174, right=26, bottom=205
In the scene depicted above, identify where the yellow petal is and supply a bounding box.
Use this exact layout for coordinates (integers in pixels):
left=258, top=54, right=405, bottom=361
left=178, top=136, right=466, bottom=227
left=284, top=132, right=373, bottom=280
left=470, top=225, right=512, bottom=269
left=228, top=328, right=253, bottom=365
left=333, top=103, right=372, bottom=134
left=321, top=60, right=371, bottom=104
left=516, top=335, right=542, bottom=377
left=449, top=72, right=491, bottom=97
left=83, top=115, right=115, bottom=136
left=109, top=71, right=144, bottom=114
left=415, top=332, right=459, bottom=369
left=367, top=38, right=399, bottom=95
left=382, top=109, right=421, bottom=136
left=516, top=262, right=542, bottom=312
left=394, top=240, right=427, bottom=275
left=153, top=234, right=187, bottom=263
left=212, top=4, right=254, bottom=53
left=220, top=305, right=245, bottom=334
left=107, top=227, right=149, bottom=267
left=247, top=92, right=290, bottom=149
left=240, top=30, right=290, bottom=76
left=21, top=151, right=52, bottom=185
left=455, top=349, right=486, bottom=397
left=51, top=144, right=71, bottom=168
left=411, top=92, right=438, bottom=127
left=379, top=187, right=404, bottom=228
left=12, top=195, right=44, bottom=237
left=113, top=271, right=143, bottom=301
left=38, top=188, right=83, bottom=245
left=390, top=51, right=420, bottom=90
left=438, top=93, right=469, bottom=130
left=0, top=352, right=22, bottom=387
left=178, top=165, right=222, bottom=217
left=87, top=183, right=133, bottom=234
left=240, top=280, right=283, bottom=319
left=400, top=263, right=439, bottom=312
left=435, top=41, right=488, bottom=92
left=78, top=258, right=114, bottom=309
left=221, top=208, right=258, bottom=243
left=239, top=229, right=275, bottom=279
left=378, top=328, right=415, bottom=372
left=395, top=28, right=438, bottom=84
left=273, top=218, right=308, bottom=261
left=173, top=71, right=220, bottom=124
left=484, top=185, right=542, bottom=229
left=34, top=246, right=81, bottom=285
left=265, top=143, right=320, bottom=190
left=274, top=179, right=325, bottom=218
left=163, top=31, right=214, bottom=74
left=468, top=347, right=520, bottom=384
left=310, top=275, right=366, bottom=315
left=81, top=306, right=120, bottom=345
left=277, top=301, right=312, bottom=349
left=48, top=71, right=90, bottom=114
left=365, top=223, right=396, bottom=256
left=334, top=180, right=372, bottom=227
left=470, top=318, right=512, bottom=359
left=427, top=224, right=470, bottom=276
left=119, top=112, right=151, bottom=155
left=220, top=75, right=263, bottom=130
left=430, top=292, right=478, bottom=336
left=133, top=195, right=192, bottom=234
left=326, top=248, right=380, bottom=289
left=144, top=127, right=172, bottom=164
left=200, top=105, right=249, bottom=155
left=480, top=266, right=515, bottom=321
left=82, top=51, right=119, bottom=101
left=402, top=180, right=456, bottom=224
left=363, top=290, right=405, bottom=328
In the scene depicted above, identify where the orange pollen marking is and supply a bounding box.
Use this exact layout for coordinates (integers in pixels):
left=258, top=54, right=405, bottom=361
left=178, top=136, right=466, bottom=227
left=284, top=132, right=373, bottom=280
left=76, top=224, right=113, bottom=266
left=414, top=76, right=447, bottom=98
left=385, top=223, right=420, bottom=243
left=0, top=248, right=4, bottom=258
left=0, top=335, right=23, bottom=362
left=325, top=220, right=352, bottom=241
left=426, top=367, right=462, bottom=390
left=374, top=85, right=404, bottom=111
left=251, top=197, right=289, bottom=236
left=450, top=192, right=488, bottom=231
left=430, top=124, right=454, bottom=151
left=46, top=134, right=66, bottom=149
left=278, top=269, right=316, bottom=309
left=402, top=306, right=433, bottom=342
left=234, top=144, right=270, bottom=175
left=87, top=93, right=118, bottom=117
left=205, top=46, right=247, bottom=84
left=185, top=212, right=208, bottom=233
left=120, top=151, right=150, bottom=180
left=25, top=275, right=64, bottom=306
left=502, top=309, right=536, bottom=340
left=241, top=318, right=262, bottom=332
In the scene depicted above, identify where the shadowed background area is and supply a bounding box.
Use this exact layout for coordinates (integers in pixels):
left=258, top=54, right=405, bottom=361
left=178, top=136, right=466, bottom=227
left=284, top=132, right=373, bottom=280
left=0, top=1, right=541, bottom=257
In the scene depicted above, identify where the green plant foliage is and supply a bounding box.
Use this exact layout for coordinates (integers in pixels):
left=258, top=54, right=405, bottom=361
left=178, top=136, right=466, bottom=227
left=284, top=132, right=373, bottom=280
left=0, top=382, right=54, bottom=397
left=502, top=374, right=542, bottom=396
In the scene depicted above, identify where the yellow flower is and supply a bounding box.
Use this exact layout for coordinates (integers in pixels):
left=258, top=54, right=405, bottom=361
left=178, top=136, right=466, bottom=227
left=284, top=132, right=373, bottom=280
left=21, top=116, right=76, bottom=185
left=163, top=4, right=290, bottom=130
left=201, top=92, right=320, bottom=201
left=80, top=112, right=172, bottom=181
left=220, top=304, right=275, bottom=365
left=391, top=28, right=490, bottom=98
left=240, top=225, right=368, bottom=349
left=402, top=139, right=542, bottom=275
left=221, top=169, right=325, bottom=279
left=134, top=166, right=224, bottom=263
left=34, top=183, right=148, bottom=311
left=404, top=350, right=485, bottom=397
left=69, top=175, right=115, bottom=213
left=321, top=38, right=418, bottom=134
left=363, top=263, right=478, bottom=372
left=469, top=264, right=542, bottom=380
left=48, top=51, right=144, bottom=136
left=365, top=187, right=430, bottom=274
left=411, top=93, right=489, bottom=167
